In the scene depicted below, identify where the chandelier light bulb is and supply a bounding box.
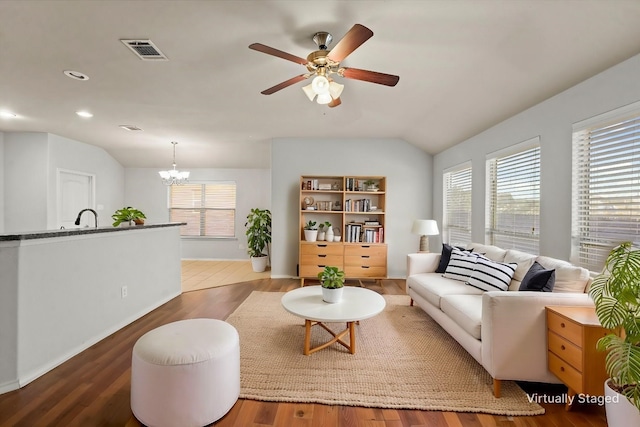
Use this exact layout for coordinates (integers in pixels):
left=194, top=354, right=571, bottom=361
left=159, top=141, right=190, bottom=185
left=316, top=93, right=332, bottom=105
left=301, top=83, right=316, bottom=102
left=329, top=81, right=344, bottom=99
left=311, top=75, right=330, bottom=95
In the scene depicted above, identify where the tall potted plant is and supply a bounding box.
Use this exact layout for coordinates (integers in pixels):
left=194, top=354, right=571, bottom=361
left=245, top=208, right=272, bottom=272
left=588, top=241, right=640, bottom=426
left=317, top=266, right=345, bottom=303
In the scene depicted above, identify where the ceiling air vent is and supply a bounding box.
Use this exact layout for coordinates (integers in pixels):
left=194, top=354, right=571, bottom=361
left=119, top=125, right=143, bottom=131
left=120, top=39, right=168, bottom=61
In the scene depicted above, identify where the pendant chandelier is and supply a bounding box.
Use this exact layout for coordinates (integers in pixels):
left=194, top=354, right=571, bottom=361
left=158, top=141, right=190, bottom=185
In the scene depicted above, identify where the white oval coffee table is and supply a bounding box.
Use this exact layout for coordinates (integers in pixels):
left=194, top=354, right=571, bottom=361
left=281, top=286, right=386, bottom=355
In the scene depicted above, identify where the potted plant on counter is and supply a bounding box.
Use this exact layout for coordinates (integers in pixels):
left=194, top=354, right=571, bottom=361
left=318, top=266, right=345, bottom=303
left=245, top=208, right=272, bottom=272
left=588, top=241, right=640, bottom=426
left=303, top=220, right=318, bottom=242
left=111, top=207, right=146, bottom=227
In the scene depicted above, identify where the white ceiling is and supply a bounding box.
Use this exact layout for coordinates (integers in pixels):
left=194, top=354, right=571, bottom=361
left=1, top=1, right=640, bottom=169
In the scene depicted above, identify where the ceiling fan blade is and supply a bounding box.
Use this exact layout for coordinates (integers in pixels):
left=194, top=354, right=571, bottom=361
left=327, top=24, right=373, bottom=63
left=260, top=74, right=308, bottom=95
left=341, top=67, right=399, bottom=87
left=249, top=43, right=308, bottom=65
left=328, top=97, right=342, bottom=108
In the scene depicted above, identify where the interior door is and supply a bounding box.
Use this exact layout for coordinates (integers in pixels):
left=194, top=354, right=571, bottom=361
left=58, top=170, right=95, bottom=229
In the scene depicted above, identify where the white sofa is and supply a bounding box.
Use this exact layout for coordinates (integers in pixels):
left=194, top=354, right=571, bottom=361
left=406, top=242, right=595, bottom=397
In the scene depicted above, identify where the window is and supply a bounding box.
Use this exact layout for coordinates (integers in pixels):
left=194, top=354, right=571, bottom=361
left=169, top=182, right=236, bottom=237
left=443, top=163, right=472, bottom=246
left=486, top=137, right=540, bottom=254
left=572, top=103, right=640, bottom=271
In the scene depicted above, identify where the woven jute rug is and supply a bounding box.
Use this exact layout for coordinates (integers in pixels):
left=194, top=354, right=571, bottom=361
left=225, top=291, right=545, bottom=415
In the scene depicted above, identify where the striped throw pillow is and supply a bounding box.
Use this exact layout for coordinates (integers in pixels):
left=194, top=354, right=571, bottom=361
left=466, top=257, right=517, bottom=292
left=443, top=248, right=484, bottom=282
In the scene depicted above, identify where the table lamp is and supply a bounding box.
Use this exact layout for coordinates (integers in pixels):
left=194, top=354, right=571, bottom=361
left=411, top=220, right=439, bottom=252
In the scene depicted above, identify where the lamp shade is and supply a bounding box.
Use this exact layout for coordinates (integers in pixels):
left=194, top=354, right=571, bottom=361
left=411, top=220, right=439, bottom=236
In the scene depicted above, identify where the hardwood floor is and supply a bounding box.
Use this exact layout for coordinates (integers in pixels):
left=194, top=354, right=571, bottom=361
left=181, top=260, right=270, bottom=292
left=0, top=278, right=607, bottom=427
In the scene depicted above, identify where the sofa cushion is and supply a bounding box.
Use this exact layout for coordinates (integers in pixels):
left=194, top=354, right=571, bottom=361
left=443, top=248, right=484, bottom=282
left=465, top=257, right=517, bottom=292
left=519, top=261, right=555, bottom=292
left=408, top=273, right=484, bottom=308
left=436, top=244, right=472, bottom=273
left=440, top=294, right=483, bottom=340
left=536, top=256, right=590, bottom=293
left=468, top=243, right=507, bottom=262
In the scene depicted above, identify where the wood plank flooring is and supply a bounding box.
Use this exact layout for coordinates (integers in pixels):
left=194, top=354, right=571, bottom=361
left=181, top=260, right=270, bottom=292
left=0, top=278, right=608, bottom=427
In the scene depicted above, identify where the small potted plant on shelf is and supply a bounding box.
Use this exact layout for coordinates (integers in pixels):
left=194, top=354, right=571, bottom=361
left=323, top=221, right=334, bottom=242
left=111, top=207, right=146, bottom=227
left=245, top=208, right=272, bottom=272
left=303, top=220, right=318, bottom=242
left=588, top=241, right=640, bottom=426
left=364, top=180, right=379, bottom=192
left=318, top=266, right=345, bottom=303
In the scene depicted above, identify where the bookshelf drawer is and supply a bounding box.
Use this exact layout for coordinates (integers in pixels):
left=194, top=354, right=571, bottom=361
left=300, top=254, right=343, bottom=266
left=344, top=255, right=386, bottom=267
left=300, top=243, right=343, bottom=256
left=300, top=264, right=343, bottom=278
left=344, top=245, right=386, bottom=257
left=344, top=265, right=386, bottom=278
left=548, top=331, right=582, bottom=371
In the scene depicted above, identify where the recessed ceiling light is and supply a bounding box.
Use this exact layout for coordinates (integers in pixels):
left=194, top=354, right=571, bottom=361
left=76, top=111, right=93, bottom=118
left=64, top=70, right=90, bottom=81
left=0, top=111, right=17, bottom=118
left=119, top=125, right=143, bottom=131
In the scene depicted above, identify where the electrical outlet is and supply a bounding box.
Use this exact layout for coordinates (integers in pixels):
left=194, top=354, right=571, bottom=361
left=121, top=286, right=128, bottom=298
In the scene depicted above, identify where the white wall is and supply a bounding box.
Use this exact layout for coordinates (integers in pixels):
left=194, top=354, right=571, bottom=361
left=2, top=132, right=124, bottom=232
left=125, top=167, right=271, bottom=260
left=0, top=132, right=4, bottom=233
left=432, top=53, right=640, bottom=261
left=272, top=138, right=433, bottom=278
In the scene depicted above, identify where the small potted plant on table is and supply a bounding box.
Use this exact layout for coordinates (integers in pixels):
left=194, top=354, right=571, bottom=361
left=111, top=207, right=146, bottom=227
left=303, top=220, right=318, bottom=242
left=588, top=241, right=640, bottom=426
left=318, top=266, right=345, bottom=303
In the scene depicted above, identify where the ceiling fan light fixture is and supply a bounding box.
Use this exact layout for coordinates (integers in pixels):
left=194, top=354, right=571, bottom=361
left=329, top=81, right=344, bottom=99
left=316, top=93, right=332, bottom=105
left=311, top=75, right=330, bottom=95
left=302, top=83, right=316, bottom=101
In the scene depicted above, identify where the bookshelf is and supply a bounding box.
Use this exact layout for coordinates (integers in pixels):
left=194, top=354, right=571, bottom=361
left=299, top=175, right=387, bottom=286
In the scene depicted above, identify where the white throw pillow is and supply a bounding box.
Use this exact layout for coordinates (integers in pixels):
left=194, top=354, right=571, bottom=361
left=443, top=248, right=483, bottom=282
left=465, top=257, right=517, bottom=292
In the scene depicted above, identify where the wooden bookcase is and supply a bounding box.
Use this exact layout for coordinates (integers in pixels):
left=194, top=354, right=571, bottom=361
left=299, top=175, right=387, bottom=286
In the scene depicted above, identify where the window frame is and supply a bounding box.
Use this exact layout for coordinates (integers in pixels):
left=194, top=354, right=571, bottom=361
left=168, top=181, right=237, bottom=239
left=485, top=136, right=541, bottom=254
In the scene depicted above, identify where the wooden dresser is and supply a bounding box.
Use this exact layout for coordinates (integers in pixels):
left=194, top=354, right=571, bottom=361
left=546, top=306, right=610, bottom=410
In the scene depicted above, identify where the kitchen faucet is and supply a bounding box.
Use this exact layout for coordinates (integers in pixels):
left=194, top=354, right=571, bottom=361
left=74, top=208, right=98, bottom=228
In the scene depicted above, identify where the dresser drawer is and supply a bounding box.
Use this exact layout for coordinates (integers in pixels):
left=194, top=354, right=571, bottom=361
left=300, top=264, right=343, bottom=278
left=344, top=265, right=386, bottom=278
left=300, top=243, right=343, bottom=256
left=344, top=254, right=386, bottom=267
left=344, top=244, right=386, bottom=257
left=548, top=351, right=583, bottom=393
left=547, top=310, right=583, bottom=347
left=300, top=254, right=343, bottom=267
left=548, top=331, right=583, bottom=371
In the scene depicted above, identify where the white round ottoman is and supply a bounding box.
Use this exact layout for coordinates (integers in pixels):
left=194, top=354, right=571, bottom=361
left=131, top=318, right=240, bottom=427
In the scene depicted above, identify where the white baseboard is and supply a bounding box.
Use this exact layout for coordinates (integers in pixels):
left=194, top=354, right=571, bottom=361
left=0, top=379, right=20, bottom=395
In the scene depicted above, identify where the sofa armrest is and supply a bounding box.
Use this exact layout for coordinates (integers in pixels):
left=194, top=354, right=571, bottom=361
left=481, top=291, right=593, bottom=383
left=406, top=253, right=440, bottom=276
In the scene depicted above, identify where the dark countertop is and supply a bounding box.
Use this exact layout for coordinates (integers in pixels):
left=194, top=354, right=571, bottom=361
left=0, top=222, right=186, bottom=241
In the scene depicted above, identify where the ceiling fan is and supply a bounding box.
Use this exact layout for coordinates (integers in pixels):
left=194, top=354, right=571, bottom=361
left=249, top=24, right=399, bottom=108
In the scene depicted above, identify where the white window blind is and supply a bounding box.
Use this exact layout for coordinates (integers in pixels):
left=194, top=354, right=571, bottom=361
left=572, top=107, right=640, bottom=271
left=443, top=164, right=472, bottom=246
left=486, top=139, right=540, bottom=254
left=169, top=182, right=236, bottom=237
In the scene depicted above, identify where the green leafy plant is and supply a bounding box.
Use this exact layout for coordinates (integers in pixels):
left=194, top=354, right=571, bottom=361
left=304, top=220, right=317, bottom=230
left=244, top=208, right=272, bottom=258
left=320, top=221, right=331, bottom=230
left=111, top=207, right=146, bottom=227
left=317, top=266, right=345, bottom=289
left=364, top=180, right=375, bottom=186
left=588, top=241, right=640, bottom=411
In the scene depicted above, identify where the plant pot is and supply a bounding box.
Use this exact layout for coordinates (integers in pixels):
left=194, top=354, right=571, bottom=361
left=334, top=235, right=342, bottom=242
left=304, top=229, right=318, bottom=242
left=325, top=227, right=334, bottom=242
left=322, top=287, right=343, bottom=304
left=605, top=379, right=640, bottom=427
left=317, top=231, right=325, bottom=241
left=250, top=255, right=268, bottom=273
left=134, top=218, right=145, bottom=226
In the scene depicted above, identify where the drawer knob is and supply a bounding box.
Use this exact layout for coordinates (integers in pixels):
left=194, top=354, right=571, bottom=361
left=560, top=322, right=566, bottom=328
left=361, top=255, right=370, bottom=258
left=318, top=244, right=327, bottom=248
left=318, top=255, right=326, bottom=258
left=362, top=245, right=370, bottom=248
left=362, top=266, right=370, bottom=269
left=560, top=367, right=565, bottom=372
left=561, top=345, right=566, bottom=350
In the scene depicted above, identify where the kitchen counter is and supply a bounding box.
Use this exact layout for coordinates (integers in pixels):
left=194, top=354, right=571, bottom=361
left=0, top=222, right=185, bottom=241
